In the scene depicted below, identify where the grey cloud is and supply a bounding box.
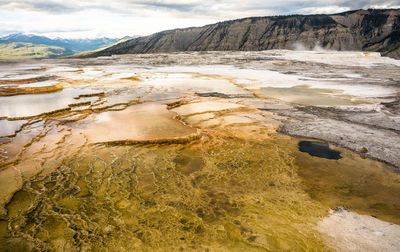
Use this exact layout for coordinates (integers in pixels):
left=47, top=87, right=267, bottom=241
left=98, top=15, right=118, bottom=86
left=133, top=1, right=199, bottom=12
left=0, top=0, right=199, bottom=14
left=0, top=0, right=399, bottom=16
left=337, top=0, right=400, bottom=9
left=0, top=0, right=128, bottom=14
left=234, top=0, right=400, bottom=14
left=0, top=1, right=78, bottom=13
left=29, top=2, right=77, bottom=13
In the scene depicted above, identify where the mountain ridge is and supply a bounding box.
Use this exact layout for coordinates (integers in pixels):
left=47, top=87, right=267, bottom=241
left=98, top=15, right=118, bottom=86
left=86, top=9, right=400, bottom=59
left=0, top=42, right=70, bottom=59
left=0, top=33, right=120, bottom=53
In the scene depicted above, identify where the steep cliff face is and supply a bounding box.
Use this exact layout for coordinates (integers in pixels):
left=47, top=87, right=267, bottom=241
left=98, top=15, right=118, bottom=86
left=90, top=9, right=400, bottom=58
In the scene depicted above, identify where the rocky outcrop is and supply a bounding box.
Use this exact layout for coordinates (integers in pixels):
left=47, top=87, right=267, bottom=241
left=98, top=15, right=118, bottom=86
left=88, top=9, right=400, bottom=58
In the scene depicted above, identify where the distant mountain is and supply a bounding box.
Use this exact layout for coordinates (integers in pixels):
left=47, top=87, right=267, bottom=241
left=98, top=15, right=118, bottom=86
left=57, top=37, right=121, bottom=52
left=86, top=9, right=400, bottom=59
left=63, top=35, right=141, bottom=58
left=0, top=42, right=71, bottom=59
left=0, top=33, right=121, bottom=59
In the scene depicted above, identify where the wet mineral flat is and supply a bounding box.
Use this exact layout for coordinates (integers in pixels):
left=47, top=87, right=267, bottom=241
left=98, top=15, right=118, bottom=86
left=75, top=103, right=200, bottom=144
left=171, top=101, right=245, bottom=115
left=256, top=85, right=369, bottom=106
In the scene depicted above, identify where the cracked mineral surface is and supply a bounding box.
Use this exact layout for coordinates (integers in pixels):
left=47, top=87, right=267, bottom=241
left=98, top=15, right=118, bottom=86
left=0, top=50, right=399, bottom=251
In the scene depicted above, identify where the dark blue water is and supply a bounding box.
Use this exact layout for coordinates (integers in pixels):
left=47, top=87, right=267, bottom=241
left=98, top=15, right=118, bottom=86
left=298, top=141, right=342, bottom=160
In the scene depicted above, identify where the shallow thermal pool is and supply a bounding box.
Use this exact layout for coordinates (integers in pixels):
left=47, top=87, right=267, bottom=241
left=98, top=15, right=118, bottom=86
left=298, top=141, right=342, bottom=160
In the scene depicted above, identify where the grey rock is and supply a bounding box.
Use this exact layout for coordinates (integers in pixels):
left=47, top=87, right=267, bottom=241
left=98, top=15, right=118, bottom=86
left=278, top=107, right=400, bottom=171
left=88, top=9, right=400, bottom=59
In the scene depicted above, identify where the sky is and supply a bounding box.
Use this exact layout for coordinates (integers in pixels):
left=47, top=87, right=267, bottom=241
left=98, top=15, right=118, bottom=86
left=0, top=0, right=399, bottom=39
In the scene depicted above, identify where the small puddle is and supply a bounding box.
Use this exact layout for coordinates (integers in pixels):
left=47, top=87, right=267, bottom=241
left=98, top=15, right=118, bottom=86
left=298, top=141, right=342, bottom=160
left=0, top=120, right=26, bottom=137
left=17, top=81, right=59, bottom=88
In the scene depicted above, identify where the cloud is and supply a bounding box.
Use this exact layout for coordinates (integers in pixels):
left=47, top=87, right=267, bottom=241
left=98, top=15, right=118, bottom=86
left=0, top=1, right=77, bottom=13
left=297, top=6, right=351, bottom=14
left=1, top=0, right=399, bottom=15
left=133, top=1, right=199, bottom=12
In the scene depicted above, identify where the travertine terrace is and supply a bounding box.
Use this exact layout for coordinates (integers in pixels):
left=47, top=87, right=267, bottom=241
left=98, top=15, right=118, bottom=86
left=0, top=50, right=399, bottom=251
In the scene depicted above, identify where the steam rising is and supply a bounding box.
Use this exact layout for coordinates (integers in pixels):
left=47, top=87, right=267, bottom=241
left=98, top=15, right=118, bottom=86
left=292, top=41, right=328, bottom=52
